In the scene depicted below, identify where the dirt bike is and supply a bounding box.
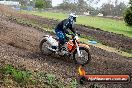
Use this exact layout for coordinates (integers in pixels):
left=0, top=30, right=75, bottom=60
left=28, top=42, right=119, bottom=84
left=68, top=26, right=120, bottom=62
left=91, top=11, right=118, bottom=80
left=39, top=34, right=91, bottom=65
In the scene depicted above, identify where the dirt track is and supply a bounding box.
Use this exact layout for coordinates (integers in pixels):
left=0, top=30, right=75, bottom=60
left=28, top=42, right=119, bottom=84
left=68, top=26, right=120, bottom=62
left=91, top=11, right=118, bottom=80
left=0, top=5, right=132, bottom=53
left=6, top=12, right=132, bottom=53
left=0, top=6, right=132, bottom=87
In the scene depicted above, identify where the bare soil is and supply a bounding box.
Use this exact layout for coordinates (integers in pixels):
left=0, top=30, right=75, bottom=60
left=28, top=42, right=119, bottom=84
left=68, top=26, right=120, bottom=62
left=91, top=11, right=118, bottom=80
left=0, top=5, right=132, bottom=87
left=6, top=11, right=131, bottom=53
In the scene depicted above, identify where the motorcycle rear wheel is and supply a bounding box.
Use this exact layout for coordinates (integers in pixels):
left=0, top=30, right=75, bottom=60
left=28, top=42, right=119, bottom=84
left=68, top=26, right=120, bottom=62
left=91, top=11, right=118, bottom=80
left=73, top=47, right=91, bottom=65
left=39, top=39, right=53, bottom=55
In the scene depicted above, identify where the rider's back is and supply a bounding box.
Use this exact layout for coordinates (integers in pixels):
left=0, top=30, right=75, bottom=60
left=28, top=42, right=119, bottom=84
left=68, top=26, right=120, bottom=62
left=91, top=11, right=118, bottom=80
left=55, top=19, right=70, bottom=32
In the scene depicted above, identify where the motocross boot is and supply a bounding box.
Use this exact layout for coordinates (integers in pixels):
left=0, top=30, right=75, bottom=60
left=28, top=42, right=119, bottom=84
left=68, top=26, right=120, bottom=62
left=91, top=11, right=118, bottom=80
left=58, top=42, right=63, bottom=52
left=56, top=42, right=65, bottom=55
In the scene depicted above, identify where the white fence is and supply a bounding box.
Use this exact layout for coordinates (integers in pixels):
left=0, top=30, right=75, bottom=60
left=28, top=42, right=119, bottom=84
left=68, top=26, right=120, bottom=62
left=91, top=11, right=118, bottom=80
left=0, top=1, right=20, bottom=6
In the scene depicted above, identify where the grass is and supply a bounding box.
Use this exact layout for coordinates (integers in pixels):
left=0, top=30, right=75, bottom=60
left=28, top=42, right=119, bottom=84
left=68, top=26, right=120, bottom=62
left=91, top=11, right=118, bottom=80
left=0, top=64, right=80, bottom=87
left=22, top=11, right=132, bottom=38
left=0, top=64, right=34, bottom=87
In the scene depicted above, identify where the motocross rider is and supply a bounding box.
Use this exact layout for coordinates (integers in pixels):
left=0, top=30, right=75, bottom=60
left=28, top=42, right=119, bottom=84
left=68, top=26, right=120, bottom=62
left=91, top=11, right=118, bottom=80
left=55, top=13, right=78, bottom=51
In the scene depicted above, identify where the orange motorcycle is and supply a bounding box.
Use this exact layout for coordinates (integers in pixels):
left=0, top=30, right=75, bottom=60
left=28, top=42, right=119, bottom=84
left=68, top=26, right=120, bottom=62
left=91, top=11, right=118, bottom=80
left=39, top=34, right=91, bottom=65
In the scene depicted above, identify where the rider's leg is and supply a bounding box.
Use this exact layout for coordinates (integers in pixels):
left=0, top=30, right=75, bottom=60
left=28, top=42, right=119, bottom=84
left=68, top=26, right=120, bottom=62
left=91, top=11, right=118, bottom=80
left=56, top=31, right=65, bottom=51
left=58, top=40, right=65, bottom=51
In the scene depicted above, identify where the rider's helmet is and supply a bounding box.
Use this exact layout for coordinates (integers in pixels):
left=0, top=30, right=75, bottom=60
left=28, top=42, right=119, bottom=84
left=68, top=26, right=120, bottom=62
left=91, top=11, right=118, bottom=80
left=69, top=13, right=78, bottom=22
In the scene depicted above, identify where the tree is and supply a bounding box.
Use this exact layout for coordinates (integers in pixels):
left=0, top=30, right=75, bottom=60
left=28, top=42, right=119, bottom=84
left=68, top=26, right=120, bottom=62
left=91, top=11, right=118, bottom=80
left=35, top=0, right=46, bottom=9
left=124, top=0, right=132, bottom=25
left=114, top=2, right=126, bottom=16
left=57, top=0, right=78, bottom=12
left=57, top=0, right=88, bottom=13
left=56, top=0, right=100, bottom=14
left=77, top=0, right=88, bottom=13
left=45, top=0, right=52, bottom=8
left=100, top=3, right=114, bottom=16
left=86, top=0, right=100, bottom=4
left=17, top=0, right=31, bottom=6
left=130, top=0, right=132, bottom=5
left=100, top=1, right=126, bottom=16
left=18, top=0, right=31, bottom=10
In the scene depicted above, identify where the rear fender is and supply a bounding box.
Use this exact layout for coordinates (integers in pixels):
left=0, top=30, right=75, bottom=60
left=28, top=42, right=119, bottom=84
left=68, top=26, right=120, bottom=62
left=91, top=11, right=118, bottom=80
left=41, top=35, right=51, bottom=41
left=43, top=35, right=57, bottom=40
left=43, top=35, right=49, bottom=39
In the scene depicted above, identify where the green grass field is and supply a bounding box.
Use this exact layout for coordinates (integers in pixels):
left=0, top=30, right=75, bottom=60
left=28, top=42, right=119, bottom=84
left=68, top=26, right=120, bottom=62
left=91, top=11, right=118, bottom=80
left=23, top=11, right=132, bottom=38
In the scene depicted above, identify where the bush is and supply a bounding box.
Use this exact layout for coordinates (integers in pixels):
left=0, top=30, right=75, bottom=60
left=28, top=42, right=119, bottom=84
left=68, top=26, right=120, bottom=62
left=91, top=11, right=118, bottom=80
left=124, top=7, right=132, bottom=25
left=35, top=0, right=46, bottom=10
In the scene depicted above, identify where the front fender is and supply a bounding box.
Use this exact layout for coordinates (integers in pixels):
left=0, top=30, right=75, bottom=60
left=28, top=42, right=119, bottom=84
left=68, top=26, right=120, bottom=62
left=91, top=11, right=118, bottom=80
left=79, top=44, right=90, bottom=49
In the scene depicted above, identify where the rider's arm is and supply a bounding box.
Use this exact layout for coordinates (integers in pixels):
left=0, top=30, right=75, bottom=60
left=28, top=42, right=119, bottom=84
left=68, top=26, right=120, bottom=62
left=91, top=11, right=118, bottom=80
left=69, top=24, right=76, bottom=35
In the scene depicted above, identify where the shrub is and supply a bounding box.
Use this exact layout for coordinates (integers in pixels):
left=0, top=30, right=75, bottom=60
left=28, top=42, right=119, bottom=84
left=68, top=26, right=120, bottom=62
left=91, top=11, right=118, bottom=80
left=35, top=0, right=46, bottom=10
left=124, top=7, right=132, bottom=25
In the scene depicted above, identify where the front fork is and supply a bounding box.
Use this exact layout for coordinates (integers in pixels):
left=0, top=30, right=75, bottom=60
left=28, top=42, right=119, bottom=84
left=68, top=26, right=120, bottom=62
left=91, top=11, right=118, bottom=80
left=75, top=41, right=81, bottom=57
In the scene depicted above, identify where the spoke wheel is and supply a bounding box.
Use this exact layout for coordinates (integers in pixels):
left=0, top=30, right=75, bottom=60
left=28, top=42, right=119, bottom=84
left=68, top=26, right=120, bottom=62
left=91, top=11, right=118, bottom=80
left=73, top=47, right=91, bottom=65
left=39, top=39, right=53, bottom=55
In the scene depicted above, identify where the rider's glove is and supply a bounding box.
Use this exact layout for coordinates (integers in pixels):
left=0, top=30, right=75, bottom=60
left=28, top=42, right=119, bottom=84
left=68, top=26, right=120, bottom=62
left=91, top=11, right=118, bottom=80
left=77, top=33, right=80, bottom=36
left=65, top=36, right=69, bottom=42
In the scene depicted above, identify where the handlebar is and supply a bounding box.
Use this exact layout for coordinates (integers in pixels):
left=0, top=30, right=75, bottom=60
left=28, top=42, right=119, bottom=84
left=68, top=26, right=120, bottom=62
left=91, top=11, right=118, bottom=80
left=66, top=33, right=80, bottom=42
left=68, top=32, right=80, bottom=36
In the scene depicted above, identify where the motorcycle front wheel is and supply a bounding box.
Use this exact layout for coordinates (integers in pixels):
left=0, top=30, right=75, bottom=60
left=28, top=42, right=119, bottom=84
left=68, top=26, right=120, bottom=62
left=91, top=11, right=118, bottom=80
left=73, top=47, right=91, bottom=65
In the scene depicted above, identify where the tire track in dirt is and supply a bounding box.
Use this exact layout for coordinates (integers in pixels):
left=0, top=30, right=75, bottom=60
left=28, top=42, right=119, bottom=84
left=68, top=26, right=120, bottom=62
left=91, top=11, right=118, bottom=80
left=0, top=17, right=45, bottom=52
left=7, top=12, right=132, bottom=53
left=0, top=11, right=132, bottom=87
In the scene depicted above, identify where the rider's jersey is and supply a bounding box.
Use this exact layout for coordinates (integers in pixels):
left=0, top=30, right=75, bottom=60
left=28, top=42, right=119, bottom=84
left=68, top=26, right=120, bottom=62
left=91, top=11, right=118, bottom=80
left=55, top=18, right=76, bottom=34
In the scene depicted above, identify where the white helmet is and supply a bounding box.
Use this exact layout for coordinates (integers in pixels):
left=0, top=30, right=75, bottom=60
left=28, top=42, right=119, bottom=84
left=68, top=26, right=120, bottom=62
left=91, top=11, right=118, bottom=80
left=69, top=13, right=78, bottom=18
left=69, top=13, right=78, bottom=22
